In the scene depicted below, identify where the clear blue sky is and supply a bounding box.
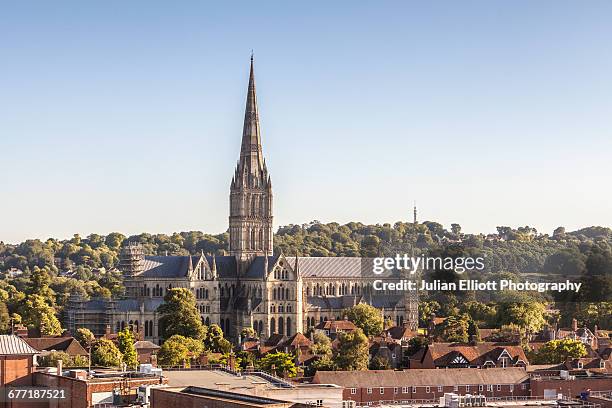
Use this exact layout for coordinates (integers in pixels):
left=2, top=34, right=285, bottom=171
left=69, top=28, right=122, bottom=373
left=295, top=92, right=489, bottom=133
left=1, top=1, right=611, bottom=243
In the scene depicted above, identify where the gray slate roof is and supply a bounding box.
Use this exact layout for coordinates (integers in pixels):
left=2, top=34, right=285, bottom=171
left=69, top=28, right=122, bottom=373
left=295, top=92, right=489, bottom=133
left=243, top=256, right=277, bottom=279
left=297, top=257, right=400, bottom=278
left=140, top=256, right=195, bottom=278
left=0, top=335, right=40, bottom=355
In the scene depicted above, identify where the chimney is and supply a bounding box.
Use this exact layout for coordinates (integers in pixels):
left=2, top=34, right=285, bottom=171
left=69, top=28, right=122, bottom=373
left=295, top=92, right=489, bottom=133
left=57, top=359, right=63, bottom=376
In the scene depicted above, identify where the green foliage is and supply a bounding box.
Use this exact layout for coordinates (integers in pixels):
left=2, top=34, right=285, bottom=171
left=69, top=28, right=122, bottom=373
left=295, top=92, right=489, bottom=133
left=38, top=351, right=89, bottom=368
left=157, top=288, right=206, bottom=341
left=20, top=294, right=62, bottom=335
left=204, top=324, right=232, bottom=353
left=91, top=338, right=122, bottom=367
left=75, top=328, right=96, bottom=348
left=460, top=301, right=497, bottom=327
left=0, top=302, right=10, bottom=334
left=117, top=328, right=139, bottom=369
left=240, top=327, right=257, bottom=340
left=531, top=339, right=587, bottom=364
left=344, top=303, right=383, bottom=337
left=497, top=302, right=547, bottom=334
left=405, top=336, right=430, bottom=358
left=311, top=332, right=332, bottom=357
left=334, top=328, right=369, bottom=371
left=157, top=334, right=205, bottom=367
left=369, top=355, right=391, bottom=370
left=257, top=352, right=297, bottom=377
left=435, top=314, right=470, bottom=343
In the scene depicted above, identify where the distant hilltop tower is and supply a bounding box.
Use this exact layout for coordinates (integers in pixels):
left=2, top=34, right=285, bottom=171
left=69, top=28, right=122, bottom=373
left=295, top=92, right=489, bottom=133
left=413, top=202, right=418, bottom=224
left=119, top=242, right=145, bottom=297
left=229, top=56, right=274, bottom=273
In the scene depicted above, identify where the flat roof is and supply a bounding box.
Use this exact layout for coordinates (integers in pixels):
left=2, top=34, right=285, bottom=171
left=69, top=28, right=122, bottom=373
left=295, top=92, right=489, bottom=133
left=165, top=369, right=277, bottom=389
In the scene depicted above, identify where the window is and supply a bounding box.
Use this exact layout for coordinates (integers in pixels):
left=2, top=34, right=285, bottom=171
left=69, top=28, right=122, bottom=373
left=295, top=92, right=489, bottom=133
left=402, top=387, right=408, bottom=394
left=600, top=360, right=606, bottom=369
left=497, top=385, right=501, bottom=391
left=487, top=385, right=492, bottom=392
left=577, top=361, right=583, bottom=369
left=367, top=403, right=372, bottom=406
left=479, top=385, right=484, bottom=391
left=316, top=400, right=323, bottom=407
left=367, top=388, right=372, bottom=394
left=394, top=387, right=398, bottom=394
left=412, top=387, right=417, bottom=393
left=521, top=384, right=527, bottom=390
left=350, top=388, right=356, bottom=395
left=426, top=387, right=430, bottom=393
left=510, top=385, right=514, bottom=392
left=466, top=385, right=470, bottom=392
left=437, top=386, right=442, bottom=392
left=453, top=385, right=458, bottom=392
left=380, top=388, right=384, bottom=394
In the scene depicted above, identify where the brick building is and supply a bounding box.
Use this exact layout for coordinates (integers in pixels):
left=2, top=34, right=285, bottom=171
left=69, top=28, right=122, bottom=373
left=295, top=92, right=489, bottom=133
left=0, top=335, right=40, bottom=387
left=34, top=370, right=167, bottom=408
left=150, top=386, right=311, bottom=408
left=312, top=368, right=531, bottom=405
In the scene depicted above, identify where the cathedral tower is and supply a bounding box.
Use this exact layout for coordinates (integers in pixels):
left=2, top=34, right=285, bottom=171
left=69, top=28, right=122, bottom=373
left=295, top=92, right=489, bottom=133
left=229, top=56, right=273, bottom=270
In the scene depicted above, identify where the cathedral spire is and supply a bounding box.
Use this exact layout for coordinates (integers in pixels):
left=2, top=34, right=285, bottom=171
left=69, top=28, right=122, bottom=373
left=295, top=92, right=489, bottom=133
left=239, top=55, right=264, bottom=175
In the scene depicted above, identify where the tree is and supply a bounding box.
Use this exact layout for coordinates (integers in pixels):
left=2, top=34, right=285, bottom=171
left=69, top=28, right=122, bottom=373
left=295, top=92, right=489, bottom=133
left=157, top=334, right=205, bottom=367
left=344, top=303, right=383, bottom=337
left=75, top=328, right=96, bottom=349
left=204, top=324, right=231, bottom=353
left=334, top=328, right=369, bottom=371
left=369, top=355, right=391, bottom=370
left=405, top=336, right=429, bottom=357
left=532, top=339, right=587, bottom=364
left=117, top=328, right=139, bottom=369
left=157, top=340, right=189, bottom=367
left=38, top=351, right=86, bottom=368
left=497, top=302, right=547, bottom=334
left=0, top=302, right=10, bottom=334
left=157, top=288, right=206, bottom=341
left=309, top=354, right=336, bottom=374
left=20, top=294, right=63, bottom=335
left=311, top=332, right=332, bottom=357
left=451, top=223, right=462, bottom=236
left=91, top=339, right=123, bottom=367
left=435, top=314, right=469, bottom=343
left=240, top=327, right=257, bottom=340
left=258, top=352, right=297, bottom=377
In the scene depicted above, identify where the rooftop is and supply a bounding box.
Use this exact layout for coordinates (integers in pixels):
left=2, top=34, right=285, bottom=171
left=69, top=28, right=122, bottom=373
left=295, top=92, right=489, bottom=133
left=0, top=335, right=40, bottom=355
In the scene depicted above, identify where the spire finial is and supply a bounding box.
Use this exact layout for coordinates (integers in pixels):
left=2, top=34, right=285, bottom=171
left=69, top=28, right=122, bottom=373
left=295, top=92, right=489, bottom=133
left=250, top=50, right=254, bottom=62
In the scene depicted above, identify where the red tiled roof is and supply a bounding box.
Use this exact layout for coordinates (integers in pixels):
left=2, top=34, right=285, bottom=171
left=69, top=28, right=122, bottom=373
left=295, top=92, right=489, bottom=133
left=314, top=320, right=357, bottom=331
left=425, top=342, right=528, bottom=366
left=23, top=337, right=88, bottom=356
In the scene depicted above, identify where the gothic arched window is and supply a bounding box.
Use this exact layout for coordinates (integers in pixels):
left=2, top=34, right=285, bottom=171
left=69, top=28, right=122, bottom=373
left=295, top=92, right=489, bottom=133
left=286, top=317, right=291, bottom=336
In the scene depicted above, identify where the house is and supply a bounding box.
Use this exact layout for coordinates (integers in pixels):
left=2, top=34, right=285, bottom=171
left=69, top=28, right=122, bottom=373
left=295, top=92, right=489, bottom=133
left=369, top=336, right=404, bottom=368
left=0, top=335, right=40, bottom=386
left=314, top=319, right=357, bottom=339
left=383, top=324, right=417, bottom=342
left=408, top=342, right=528, bottom=369
left=134, top=340, right=160, bottom=365
left=23, top=336, right=88, bottom=358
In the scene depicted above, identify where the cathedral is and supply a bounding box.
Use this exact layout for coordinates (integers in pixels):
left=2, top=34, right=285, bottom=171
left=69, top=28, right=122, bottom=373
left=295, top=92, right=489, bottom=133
left=65, top=58, right=418, bottom=343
